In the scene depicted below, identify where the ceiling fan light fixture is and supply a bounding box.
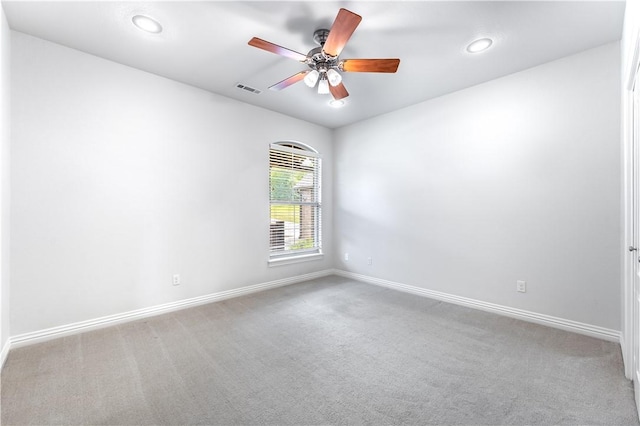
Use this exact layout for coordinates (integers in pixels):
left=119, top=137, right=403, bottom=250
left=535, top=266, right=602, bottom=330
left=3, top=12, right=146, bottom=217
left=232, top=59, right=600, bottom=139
left=329, top=99, right=345, bottom=108
left=132, top=15, right=163, bottom=34
left=247, top=8, right=400, bottom=100
left=304, top=70, right=320, bottom=88
left=466, top=38, right=493, bottom=53
left=317, top=77, right=330, bottom=95
left=327, top=69, right=342, bottom=87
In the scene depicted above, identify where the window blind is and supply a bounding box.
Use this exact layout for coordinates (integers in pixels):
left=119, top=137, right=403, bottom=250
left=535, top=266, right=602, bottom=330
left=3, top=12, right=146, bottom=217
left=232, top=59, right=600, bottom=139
left=269, top=143, right=321, bottom=258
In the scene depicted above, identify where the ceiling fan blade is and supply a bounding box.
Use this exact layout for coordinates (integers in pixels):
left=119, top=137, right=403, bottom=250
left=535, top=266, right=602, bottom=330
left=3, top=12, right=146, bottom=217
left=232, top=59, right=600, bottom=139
left=341, top=59, right=400, bottom=73
left=269, top=71, right=310, bottom=91
left=248, top=37, right=308, bottom=62
left=323, top=8, right=362, bottom=58
left=329, top=82, right=349, bottom=100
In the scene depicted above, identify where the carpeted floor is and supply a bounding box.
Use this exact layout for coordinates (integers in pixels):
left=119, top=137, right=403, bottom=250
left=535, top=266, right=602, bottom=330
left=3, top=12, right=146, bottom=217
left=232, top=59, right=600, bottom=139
left=1, top=276, right=638, bottom=425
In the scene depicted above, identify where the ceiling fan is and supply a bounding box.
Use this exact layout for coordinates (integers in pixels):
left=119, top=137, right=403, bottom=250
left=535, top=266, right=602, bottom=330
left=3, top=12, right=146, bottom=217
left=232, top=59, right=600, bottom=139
left=248, top=8, right=400, bottom=101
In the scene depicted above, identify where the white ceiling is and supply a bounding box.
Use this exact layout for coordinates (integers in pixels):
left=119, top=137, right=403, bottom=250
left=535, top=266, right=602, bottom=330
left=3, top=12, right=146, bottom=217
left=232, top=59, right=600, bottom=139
left=3, top=1, right=626, bottom=129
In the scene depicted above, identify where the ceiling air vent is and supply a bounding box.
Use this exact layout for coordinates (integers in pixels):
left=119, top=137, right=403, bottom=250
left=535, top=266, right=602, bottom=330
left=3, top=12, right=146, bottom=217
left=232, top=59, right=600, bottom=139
left=236, top=83, right=262, bottom=95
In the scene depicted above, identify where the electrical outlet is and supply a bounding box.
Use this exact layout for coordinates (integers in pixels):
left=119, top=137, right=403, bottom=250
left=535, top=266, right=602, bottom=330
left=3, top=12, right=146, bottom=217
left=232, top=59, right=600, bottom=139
left=367, top=257, right=372, bottom=266
left=173, top=274, right=181, bottom=286
left=517, top=280, right=526, bottom=293
left=344, top=253, right=349, bottom=261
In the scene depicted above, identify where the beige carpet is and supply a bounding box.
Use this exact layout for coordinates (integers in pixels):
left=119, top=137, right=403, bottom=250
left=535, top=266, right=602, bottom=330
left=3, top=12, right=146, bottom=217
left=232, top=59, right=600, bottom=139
left=1, top=276, right=638, bottom=425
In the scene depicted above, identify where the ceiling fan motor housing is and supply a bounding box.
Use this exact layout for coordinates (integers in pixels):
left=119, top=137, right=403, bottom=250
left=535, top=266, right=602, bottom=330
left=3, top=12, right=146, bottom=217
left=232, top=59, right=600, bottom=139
left=308, top=29, right=340, bottom=73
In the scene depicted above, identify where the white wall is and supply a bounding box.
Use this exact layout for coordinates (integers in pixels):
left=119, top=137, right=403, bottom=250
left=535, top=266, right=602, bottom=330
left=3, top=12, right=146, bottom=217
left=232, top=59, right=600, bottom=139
left=0, top=4, right=11, bottom=352
left=7, top=29, right=624, bottom=338
left=10, top=32, right=333, bottom=336
left=334, top=42, right=621, bottom=330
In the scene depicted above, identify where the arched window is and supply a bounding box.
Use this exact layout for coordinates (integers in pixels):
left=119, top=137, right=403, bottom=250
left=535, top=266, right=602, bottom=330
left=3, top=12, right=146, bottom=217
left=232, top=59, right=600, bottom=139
left=269, top=141, right=321, bottom=262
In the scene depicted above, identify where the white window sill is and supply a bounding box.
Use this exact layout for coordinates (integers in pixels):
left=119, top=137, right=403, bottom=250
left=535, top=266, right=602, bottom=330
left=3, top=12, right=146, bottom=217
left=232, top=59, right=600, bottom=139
left=268, top=252, right=324, bottom=267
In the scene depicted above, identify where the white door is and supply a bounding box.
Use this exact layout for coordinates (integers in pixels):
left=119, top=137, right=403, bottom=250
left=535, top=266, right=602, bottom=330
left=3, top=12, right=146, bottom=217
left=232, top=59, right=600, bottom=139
left=632, top=65, right=640, bottom=418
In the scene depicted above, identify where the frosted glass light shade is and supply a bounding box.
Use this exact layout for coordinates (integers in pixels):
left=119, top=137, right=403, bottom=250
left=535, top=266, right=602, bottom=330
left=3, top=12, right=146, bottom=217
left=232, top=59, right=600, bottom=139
left=327, top=69, right=342, bottom=86
left=304, top=70, right=320, bottom=87
left=317, top=78, right=330, bottom=95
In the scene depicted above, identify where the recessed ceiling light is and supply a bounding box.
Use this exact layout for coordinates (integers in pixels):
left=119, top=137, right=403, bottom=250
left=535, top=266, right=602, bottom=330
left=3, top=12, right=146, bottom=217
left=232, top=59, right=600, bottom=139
left=329, top=99, right=345, bottom=108
left=132, top=15, right=163, bottom=34
left=466, top=38, right=493, bottom=53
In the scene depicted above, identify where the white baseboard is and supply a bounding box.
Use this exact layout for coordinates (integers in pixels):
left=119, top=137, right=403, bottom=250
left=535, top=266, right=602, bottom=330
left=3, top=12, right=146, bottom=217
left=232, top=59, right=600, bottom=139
left=334, top=269, right=621, bottom=343
left=0, top=338, right=10, bottom=368
left=7, top=269, right=334, bottom=351
left=3, top=268, right=620, bottom=364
